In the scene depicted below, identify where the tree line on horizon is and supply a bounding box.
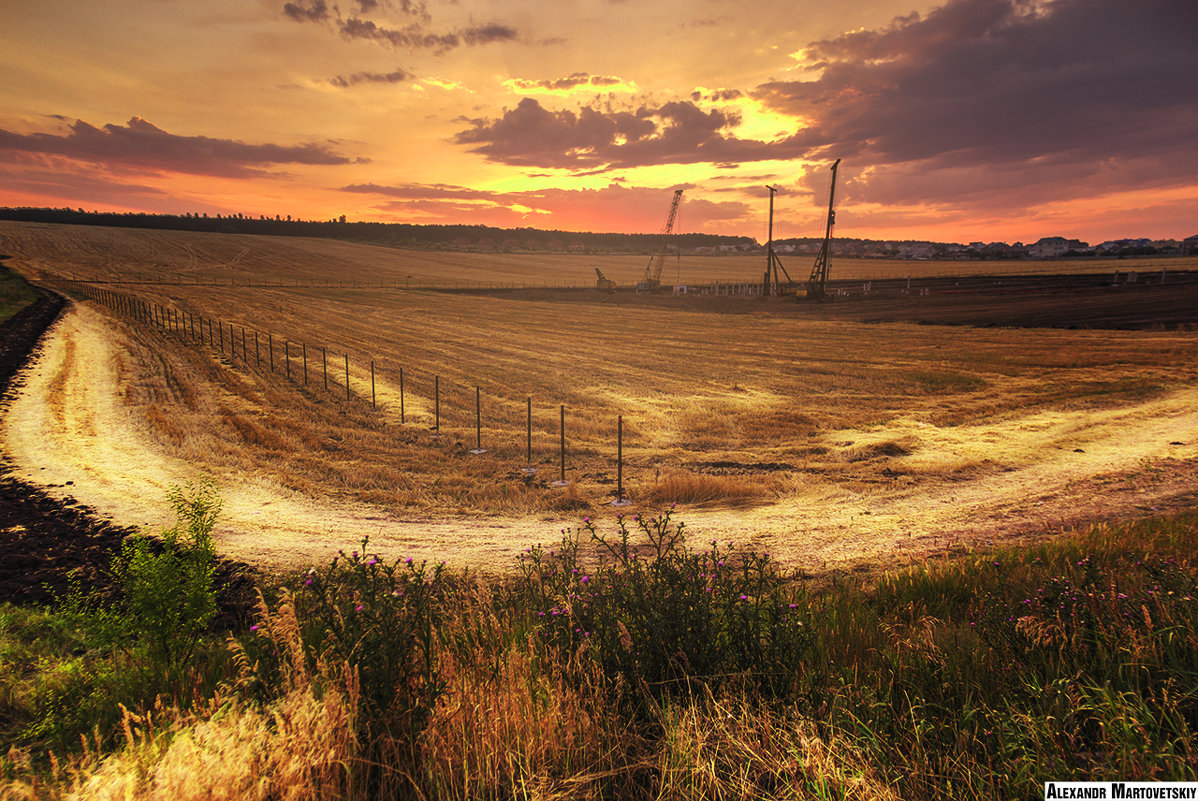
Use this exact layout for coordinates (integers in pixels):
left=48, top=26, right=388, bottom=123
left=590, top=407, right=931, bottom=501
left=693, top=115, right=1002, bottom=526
left=0, top=206, right=756, bottom=255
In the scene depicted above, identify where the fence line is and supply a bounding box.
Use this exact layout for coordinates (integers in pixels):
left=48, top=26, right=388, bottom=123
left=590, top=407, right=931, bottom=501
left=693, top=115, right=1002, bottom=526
left=54, top=280, right=636, bottom=494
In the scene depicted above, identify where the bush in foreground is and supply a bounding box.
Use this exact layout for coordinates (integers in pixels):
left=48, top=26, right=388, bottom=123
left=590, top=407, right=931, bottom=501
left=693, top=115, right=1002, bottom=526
left=4, top=507, right=1198, bottom=799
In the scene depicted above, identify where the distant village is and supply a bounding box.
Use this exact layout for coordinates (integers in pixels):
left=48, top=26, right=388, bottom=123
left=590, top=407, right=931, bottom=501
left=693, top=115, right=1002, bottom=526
left=714, top=234, right=1198, bottom=260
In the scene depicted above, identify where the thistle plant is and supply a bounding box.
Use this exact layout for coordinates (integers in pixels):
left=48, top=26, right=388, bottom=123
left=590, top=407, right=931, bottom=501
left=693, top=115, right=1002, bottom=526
left=519, top=508, right=813, bottom=703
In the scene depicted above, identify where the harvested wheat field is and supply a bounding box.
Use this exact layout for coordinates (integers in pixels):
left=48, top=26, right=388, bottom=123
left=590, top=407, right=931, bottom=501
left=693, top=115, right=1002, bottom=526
left=4, top=221, right=1198, bottom=574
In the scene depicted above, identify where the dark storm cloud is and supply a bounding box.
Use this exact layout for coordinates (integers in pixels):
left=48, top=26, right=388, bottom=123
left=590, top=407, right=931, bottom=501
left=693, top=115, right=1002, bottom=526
left=459, top=23, right=519, bottom=46
left=690, top=89, right=743, bottom=103
left=337, top=18, right=515, bottom=50
left=281, top=1, right=516, bottom=52
left=0, top=117, right=356, bottom=178
left=329, top=68, right=412, bottom=87
left=755, top=0, right=1198, bottom=204
left=283, top=0, right=329, bottom=22
left=510, top=73, right=624, bottom=92
left=454, top=97, right=790, bottom=171
left=341, top=182, right=496, bottom=200
left=338, top=17, right=457, bottom=49
left=453, top=0, right=1196, bottom=212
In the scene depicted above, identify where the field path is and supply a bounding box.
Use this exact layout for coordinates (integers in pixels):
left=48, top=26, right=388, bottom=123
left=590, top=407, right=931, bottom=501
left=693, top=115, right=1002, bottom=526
left=5, top=304, right=1198, bottom=574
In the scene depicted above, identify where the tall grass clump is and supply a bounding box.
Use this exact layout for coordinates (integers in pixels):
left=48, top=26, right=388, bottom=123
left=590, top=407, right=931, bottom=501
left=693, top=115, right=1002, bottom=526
left=236, top=540, right=448, bottom=799
left=8, top=502, right=1198, bottom=800
left=519, top=508, right=813, bottom=705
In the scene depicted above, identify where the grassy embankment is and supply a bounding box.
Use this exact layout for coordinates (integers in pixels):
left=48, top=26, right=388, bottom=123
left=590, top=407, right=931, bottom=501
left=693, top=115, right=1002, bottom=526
left=0, top=264, right=37, bottom=323
left=2, top=499, right=1196, bottom=800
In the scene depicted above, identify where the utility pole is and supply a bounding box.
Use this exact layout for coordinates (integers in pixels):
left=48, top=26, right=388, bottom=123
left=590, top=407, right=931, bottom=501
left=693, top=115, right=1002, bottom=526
left=761, top=185, right=792, bottom=297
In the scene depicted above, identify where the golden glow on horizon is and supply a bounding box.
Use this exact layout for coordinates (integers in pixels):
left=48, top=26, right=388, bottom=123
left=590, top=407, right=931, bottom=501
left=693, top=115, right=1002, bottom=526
left=0, top=0, right=1192, bottom=244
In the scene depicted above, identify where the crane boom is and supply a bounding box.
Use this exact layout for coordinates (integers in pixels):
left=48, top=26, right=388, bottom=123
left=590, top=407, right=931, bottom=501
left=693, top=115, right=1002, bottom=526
left=807, top=159, right=841, bottom=301
left=639, top=189, right=683, bottom=291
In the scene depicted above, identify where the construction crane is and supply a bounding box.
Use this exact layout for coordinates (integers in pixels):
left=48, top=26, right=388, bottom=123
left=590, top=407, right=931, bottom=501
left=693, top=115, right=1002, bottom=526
left=637, top=189, right=683, bottom=292
left=594, top=267, right=616, bottom=292
left=806, top=158, right=841, bottom=301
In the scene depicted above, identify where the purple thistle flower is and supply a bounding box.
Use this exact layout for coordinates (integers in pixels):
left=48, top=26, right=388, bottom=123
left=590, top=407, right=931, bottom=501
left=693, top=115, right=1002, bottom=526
left=405, top=557, right=413, bottom=565
left=250, top=624, right=260, bottom=632
left=355, top=604, right=364, bottom=612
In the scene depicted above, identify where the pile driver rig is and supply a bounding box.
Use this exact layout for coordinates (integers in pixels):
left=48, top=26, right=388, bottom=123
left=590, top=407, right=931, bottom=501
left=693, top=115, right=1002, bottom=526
left=806, top=158, right=841, bottom=302
left=637, top=189, right=684, bottom=292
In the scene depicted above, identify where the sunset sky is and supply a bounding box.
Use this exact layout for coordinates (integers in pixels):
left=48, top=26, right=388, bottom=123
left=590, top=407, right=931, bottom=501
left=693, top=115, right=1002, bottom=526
left=1, top=0, right=1194, bottom=244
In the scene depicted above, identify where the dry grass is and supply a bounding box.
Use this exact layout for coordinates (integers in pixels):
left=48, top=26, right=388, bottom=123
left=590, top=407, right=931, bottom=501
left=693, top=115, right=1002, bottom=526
left=642, top=470, right=773, bottom=507
left=656, top=694, right=900, bottom=801
left=5, top=221, right=1195, bottom=288
left=5, top=222, right=1198, bottom=521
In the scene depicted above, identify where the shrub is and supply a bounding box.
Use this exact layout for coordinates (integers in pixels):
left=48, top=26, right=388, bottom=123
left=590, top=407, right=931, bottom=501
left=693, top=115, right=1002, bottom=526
left=63, top=480, right=220, bottom=683
left=238, top=539, right=448, bottom=797
left=519, top=509, right=812, bottom=704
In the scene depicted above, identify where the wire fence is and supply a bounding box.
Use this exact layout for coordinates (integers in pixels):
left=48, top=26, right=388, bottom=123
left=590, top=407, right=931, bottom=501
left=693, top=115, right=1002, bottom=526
left=56, top=280, right=634, bottom=500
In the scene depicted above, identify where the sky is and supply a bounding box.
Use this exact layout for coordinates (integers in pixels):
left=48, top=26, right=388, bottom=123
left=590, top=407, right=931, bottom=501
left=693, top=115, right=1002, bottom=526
left=0, top=0, right=1195, bottom=244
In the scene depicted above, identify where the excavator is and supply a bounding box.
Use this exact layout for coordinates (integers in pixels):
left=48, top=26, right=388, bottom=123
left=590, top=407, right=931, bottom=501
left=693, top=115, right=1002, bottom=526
left=637, top=189, right=684, bottom=292
left=594, top=268, right=616, bottom=292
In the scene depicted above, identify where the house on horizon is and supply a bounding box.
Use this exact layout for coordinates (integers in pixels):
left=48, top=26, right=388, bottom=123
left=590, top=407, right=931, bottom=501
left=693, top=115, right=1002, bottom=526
left=1028, top=236, right=1088, bottom=258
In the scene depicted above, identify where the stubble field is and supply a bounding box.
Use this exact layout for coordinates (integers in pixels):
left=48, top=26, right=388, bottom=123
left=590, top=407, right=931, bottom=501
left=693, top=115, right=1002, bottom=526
left=4, top=220, right=1198, bottom=572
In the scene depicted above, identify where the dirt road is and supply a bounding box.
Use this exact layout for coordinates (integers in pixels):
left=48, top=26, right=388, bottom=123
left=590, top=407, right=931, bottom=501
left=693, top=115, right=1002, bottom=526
left=5, top=303, right=1198, bottom=575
